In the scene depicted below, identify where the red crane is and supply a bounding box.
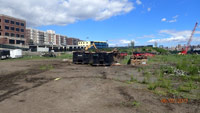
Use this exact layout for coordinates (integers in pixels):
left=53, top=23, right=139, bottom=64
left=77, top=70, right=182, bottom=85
left=180, top=22, right=198, bottom=55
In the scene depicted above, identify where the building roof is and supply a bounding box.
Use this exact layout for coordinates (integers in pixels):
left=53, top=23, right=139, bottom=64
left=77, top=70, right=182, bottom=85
left=0, top=14, right=26, bottom=21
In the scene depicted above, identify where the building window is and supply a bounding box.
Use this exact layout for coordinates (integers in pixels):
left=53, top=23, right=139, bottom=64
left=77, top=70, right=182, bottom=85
left=11, top=33, right=15, bottom=37
left=0, top=19, right=1, bottom=22
left=16, top=40, right=21, bottom=44
left=5, top=19, right=9, bottom=23
left=21, top=23, right=24, bottom=26
left=9, top=40, right=15, bottom=44
left=0, top=32, right=1, bottom=36
left=11, top=21, right=15, bottom=24
left=21, top=35, right=24, bottom=38
left=16, top=22, right=20, bottom=25
left=5, top=26, right=9, bottom=30
left=21, top=29, right=24, bottom=32
left=5, top=32, right=9, bottom=36
left=11, top=27, right=15, bottom=31
left=16, top=28, right=20, bottom=32
left=21, top=41, right=25, bottom=45
left=0, top=26, right=1, bottom=29
left=16, top=34, right=20, bottom=37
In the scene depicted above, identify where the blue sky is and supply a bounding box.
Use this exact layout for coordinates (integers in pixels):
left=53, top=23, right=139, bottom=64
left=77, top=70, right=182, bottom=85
left=1, top=0, right=200, bottom=47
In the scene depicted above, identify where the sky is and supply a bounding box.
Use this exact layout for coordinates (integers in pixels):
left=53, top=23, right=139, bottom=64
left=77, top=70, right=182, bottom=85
left=0, top=0, right=200, bottom=47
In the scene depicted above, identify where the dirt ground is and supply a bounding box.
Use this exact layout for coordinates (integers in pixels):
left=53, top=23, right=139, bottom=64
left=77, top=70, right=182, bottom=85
left=0, top=59, right=199, bottom=113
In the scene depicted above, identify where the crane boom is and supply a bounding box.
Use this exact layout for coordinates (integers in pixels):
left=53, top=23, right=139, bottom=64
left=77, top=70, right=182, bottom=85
left=181, top=22, right=198, bottom=54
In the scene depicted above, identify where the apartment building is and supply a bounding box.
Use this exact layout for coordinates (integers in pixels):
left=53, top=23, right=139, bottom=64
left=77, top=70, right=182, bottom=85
left=0, top=14, right=26, bottom=46
left=26, top=28, right=44, bottom=45
left=26, top=28, right=68, bottom=46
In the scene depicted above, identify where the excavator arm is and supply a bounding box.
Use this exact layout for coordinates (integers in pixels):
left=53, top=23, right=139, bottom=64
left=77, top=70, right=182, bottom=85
left=85, top=43, right=97, bottom=51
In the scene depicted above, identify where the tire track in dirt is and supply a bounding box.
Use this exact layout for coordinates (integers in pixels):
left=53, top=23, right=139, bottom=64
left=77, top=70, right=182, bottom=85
left=0, top=61, right=68, bottom=102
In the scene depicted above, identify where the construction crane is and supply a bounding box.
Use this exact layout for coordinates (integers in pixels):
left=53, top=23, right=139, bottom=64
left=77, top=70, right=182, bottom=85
left=180, top=22, right=198, bottom=55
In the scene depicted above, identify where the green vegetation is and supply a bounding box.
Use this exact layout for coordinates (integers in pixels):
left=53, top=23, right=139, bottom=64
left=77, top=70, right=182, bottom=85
left=129, top=54, right=200, bottom=100
left=154, top=90, right=167, bottom=96
left=90, top=47, right=169, bottom=55
left=120, top=55, right=131, bottom=65
left=2, top=53, right=73, bottom=61
left=151, top=55, right=200, bottom=99
left=131, top=101, right=140, bottom=107
left=39, top=65, right=54, bottom=70
left=148, top=83, right=157, bottom=90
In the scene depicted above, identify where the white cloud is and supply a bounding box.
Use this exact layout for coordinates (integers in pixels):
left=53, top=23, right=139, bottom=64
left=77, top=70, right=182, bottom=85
left=0, top=0, right=134, bottom=27
left=161, top=15, right=179, bottom=23
left=161, top=18, right=167, bottom=22
left=173, top=15, right=179, bottom=19
left=137, top=35, right=155, bottom=39
left=148, top=30, right=200, bottom=43
left=147, top=8, right=151, bottom=12
left=108, top=39, right=137, bottom=47
left=136, top=0, right=142, bottom=5
left=168, top=19, right=177, bottom=23
left=148, top=36, right=187, bottom=43
left=120, top=39, right=131, bottom=44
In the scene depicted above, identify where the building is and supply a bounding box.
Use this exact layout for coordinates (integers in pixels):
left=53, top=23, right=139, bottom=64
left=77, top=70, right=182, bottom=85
left=26, top=28, right=45, bottom=45
left=0, top=14, right=27, bottom=47
left=45, top=30, right=56, bottom=45
left=78, top=41, right=91, bottom=47
left=67, top=38, right=80, bottom=45
left=78, top=41, right=108, bottom=48
left=26, top=28, right=68, bottom=47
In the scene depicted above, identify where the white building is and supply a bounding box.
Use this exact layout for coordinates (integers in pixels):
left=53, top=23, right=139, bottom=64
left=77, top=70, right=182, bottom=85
left=26, top=28, right=67, bottom=46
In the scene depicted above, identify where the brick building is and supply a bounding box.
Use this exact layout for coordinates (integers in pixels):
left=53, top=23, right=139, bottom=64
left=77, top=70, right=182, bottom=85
left=67, top=38, right=80, bottom=45
left=0, top=14, right=26, bottom=46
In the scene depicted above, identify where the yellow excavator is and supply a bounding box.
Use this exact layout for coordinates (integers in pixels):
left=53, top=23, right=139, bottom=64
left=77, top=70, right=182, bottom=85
left=84, top=43, right=98, bottom=51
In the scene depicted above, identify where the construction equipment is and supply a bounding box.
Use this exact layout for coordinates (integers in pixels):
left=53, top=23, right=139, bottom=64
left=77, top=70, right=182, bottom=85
left=73, top=43, right=114, bottom=66
left=85, top=43, right=98, bottom=51
left=179, top=22, right=198, bottom=55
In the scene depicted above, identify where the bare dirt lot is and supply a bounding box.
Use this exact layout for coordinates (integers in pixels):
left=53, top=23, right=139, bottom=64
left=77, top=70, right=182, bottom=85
left=0, top=59, right=199, bottom=113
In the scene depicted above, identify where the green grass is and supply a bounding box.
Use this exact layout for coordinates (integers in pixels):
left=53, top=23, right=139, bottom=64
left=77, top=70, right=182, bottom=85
left=56, top=53, right=73, bottom=59
left=168, top=89, right=180, bottom=97
left=131, top=101, right=140, bottom=107
left=120, top=55, right=131, bottom=65
left=154, top=90, right=167, bottom=96
left=39, top=65, right=54, bottom=70
left=146, top=54, right=200, bottom=99
left=1, top=53, right=73, bottom=61
left=148, top=83, right=157, bottom=90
